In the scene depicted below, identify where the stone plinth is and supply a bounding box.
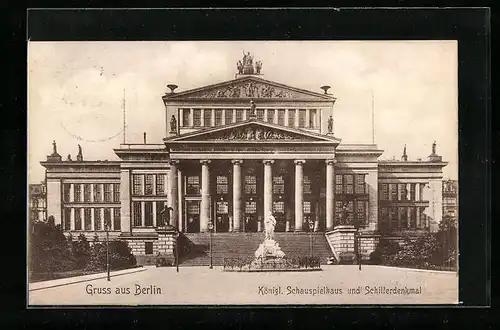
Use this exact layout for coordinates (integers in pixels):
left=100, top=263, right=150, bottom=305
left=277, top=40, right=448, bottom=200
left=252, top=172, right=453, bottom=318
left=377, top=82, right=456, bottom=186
left=254, top=239, right=285, bottom=259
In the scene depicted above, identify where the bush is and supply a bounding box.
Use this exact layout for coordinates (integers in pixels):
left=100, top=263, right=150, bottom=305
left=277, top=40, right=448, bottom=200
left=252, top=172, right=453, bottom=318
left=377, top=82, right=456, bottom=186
left=86, top=240, right=136, bottom=271
left=370, top=239, right=400, bottom=264
left=72, top=234, right=91, bottom=269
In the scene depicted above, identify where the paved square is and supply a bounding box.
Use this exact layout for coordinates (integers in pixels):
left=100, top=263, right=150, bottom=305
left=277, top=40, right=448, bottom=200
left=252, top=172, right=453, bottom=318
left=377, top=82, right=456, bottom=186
left=29, top=265, right=458, bottom=305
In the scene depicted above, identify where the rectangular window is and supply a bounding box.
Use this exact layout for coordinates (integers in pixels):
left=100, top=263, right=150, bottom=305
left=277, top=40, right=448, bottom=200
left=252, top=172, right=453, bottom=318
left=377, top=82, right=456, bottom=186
left=335, top=175, right=343, bottom=194
left=256, top=109, right=264, bottom=121
left=288, top=110, right=295, bottom=127
left=133, top=202, right=142, bottom=227
left=84, top=208, right=92, bottom=230
left=75, top=208, right=82, bottom=230
left=204, top=109, right=212, bottom=127
left=187, top=202, right=200, bottom=215
left=104, top=184, right=112, bottom=202
left=379, top=207, right=389, bottom=229
left=215, top=109, right=223, bottom=126
left=94, top=208, right=102, bottom=230
left=273, top=201, right=284, bottom=213
left=399, top=183, right=407, bottom=201
left=379, top=183, right=389, bottom=200
left=309, top=109, right=317, bottom=128
left=390, top=207, right=398, bottom=229
left=104, top=208, right=111, bottom=228
left=334, top=201, right=343, bottom=223
left=113, top=208, right=121, bottom=231
left=345, top=175, right=354, bottom=194
left=145, top=242, right=153, bottom=255
left=390, top=183, right=398, bottom=201
left=145, top=202, right=153, bottom=226
left=273, top=176, right=285, bottom=194
left=400, top=207, right=408, bottom=228
left=303, top=201, right=311, bottom=214
left=356, top=201, right=366, bottom=226
left=216, top=176, right=228, bottom=194
left=267, top=109, right=275, bottom=123
left=224, top=109, right=233, bottom=124
left=84, top=184, right=91, bottom=202
left=410, top=183, right=416, bottom=201
left=182, top=109, right=190, bottom=127
left=156, top=175, right=165, bottom=195
left=156, top=202, right=166, bottom=226
left=74, top=184, right=81, bottom=202
left=64, top=208, right=71, bottom=231
left=93, top=184, right=102, bottom=202
left=409, top=207, right=416, bottom=228
left=235, top=109, right=244, bottom=122
left=298, top=109, right=306, bottom=128
left=133, top=175, right=143, bottom=195
left=303, top=176, right=312, bottom=195
left=244, top=176, right=257, bottom=194
left=145, top=174, right=154, bottom=196
left=113, top=183, right=120, bottom=202
left=216, top=201, right=228, bottom=214
left=355, top=174, right=366, bottom=194
left=186, top=176, right=200, bottom=195
left=63, top=184, right=71, bottom=203
left=245, top=201, right=256, bottom=214
left=193, top=109, right=201, bottom=127
left=278, top=109, right=285, bottom=126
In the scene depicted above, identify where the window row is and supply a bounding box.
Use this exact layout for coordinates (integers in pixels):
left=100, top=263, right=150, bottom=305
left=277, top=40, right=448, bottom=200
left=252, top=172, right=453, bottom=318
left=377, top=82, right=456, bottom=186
left=378, top=206, right=428, bottom=230
left=335, top=174, right=367, bottom=195
left=378, top=183, right=424, bottom=201
left=132, top=174, right=166, bottom=196
left=132, top=201, right=168, bottom=227
left=181, top=108, right=319, bottom=129
left=63, top=207, right=121, bottom=231
left=63, top=183, right=120, bottom=203
left=334, top=200, right=368, bottom=227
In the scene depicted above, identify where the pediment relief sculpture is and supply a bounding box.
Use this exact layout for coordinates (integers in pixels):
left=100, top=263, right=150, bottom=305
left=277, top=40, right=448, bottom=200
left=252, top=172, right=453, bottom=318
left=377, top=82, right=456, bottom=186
left=204, top=126, right=306, bottom=141
left=193, top=81, right=297, bottom=99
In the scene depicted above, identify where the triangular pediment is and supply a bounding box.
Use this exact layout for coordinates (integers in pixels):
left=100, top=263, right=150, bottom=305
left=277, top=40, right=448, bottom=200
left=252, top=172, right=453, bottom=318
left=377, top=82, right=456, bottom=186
left=165, top=120, right=341, bottom=144
left=163, top=76, right=335, bottom=101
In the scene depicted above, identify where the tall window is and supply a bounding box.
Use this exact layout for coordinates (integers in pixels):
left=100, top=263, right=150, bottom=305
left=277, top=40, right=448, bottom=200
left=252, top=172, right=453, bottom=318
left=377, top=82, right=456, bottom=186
left=193, top=109, right=201, bottom=127
left=64, top=208, right=71, bottom=230
left=186, top=176, right=200, bottom=195
left=355, top=175, right=366, bottom=194
left=84, top=184, right=91, bottom=202
left=182, top=109, right=190, bottom=127
left=216, top=176, right=228, bottom=194
left=204, top=109, right=212, bottom=127
left=145, top=174, right=154, bottom=195
left=256, top=109, right=264, bottom=121
left=156, top=201, right=166, bottom=226
left=288, top=110, right=295, bottom=127
left=75, top=208, right=82, bottom=230
left=145, top=202, right=153, bottom=226
left=133, top=202, right=142, bottom=227
left=133, top=175, right=143, bottom=195
left=187, top=202, right=200, bottom=215
left=379, top=207, right=389, bottom=230
left=408, top=207, right=416, bottom=228
left=235, top=109, right=244, bottom=122
left=74, top=184, right=81, bottom=202
left=298, top=109, right=306, bottom=128
left=303, top=201, right=311, bottom=214
left=104, top=184, right=112, bottom=202
left=356, top=201, right=366, bottom=226
left=84, top=208, right=92, bottom=230
left=104, top=208, right=111, bottom=228
left=278, top=109, right=285, bottom=126
left=215, top=109, right=223, bottom=126
left=390, top=183, right=398, bottom=201
left=400, top=207, right=407, bottom=228
left=390, top=207, right=398, bottom=229
left=410, top=183, right=416, bottom=201
left=399, top=183, right=407, bottom=201
left=273, top=201, right=284, bottom=213
left=63, top=184, right=71, bottom=202
left=113, top=183, right=120, bottom=202
left=94, top=208, right=102, bottom=230
left=113, top=208, right=121, bottom=230
left=379, top=183, right=389, bottom=200
left=245, top=201, right=256, bottom=214
left=244, top=175, right=257, bottom=194
left=93, top=184, right=102, bottom=202
left=224, top=109, right=233, bottom=124
left=156, top=175, right=165, bottom=195
left=267, top=109, right=275, bottom=123
left=273, top=176, right=285, bottom=194
left=335, top=175, right=343, bottom=194
left=216, top=201, right=228, bottom=214
left=334, top=201, right=354, bottom=224
left=345, top=175, right=354, bottom=194
left=309, top=109, right=317, bottom=128
left=303, top=176, right=312, bottom=194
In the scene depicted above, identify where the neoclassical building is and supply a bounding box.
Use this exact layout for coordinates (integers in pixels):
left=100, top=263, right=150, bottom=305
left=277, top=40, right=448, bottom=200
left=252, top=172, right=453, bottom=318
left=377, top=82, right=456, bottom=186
left=41, top=55, right=447, bottom=263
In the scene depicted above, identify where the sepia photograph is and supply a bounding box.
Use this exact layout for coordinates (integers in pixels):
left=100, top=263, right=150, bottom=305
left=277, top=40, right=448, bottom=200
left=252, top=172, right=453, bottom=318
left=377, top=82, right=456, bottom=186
left=27, top=40, right=459, bottom=305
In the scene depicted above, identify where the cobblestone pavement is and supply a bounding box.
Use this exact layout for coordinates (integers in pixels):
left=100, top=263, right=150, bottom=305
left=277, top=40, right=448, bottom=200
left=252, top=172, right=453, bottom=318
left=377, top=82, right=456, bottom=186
left=29, top=265, right=459, bottom=305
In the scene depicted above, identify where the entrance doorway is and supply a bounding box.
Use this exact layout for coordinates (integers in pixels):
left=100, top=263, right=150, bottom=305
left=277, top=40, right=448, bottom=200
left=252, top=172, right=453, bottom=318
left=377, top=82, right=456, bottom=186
left=214, top=199, right=229, bottom=232
left=185, top=200, right=200, bottom=233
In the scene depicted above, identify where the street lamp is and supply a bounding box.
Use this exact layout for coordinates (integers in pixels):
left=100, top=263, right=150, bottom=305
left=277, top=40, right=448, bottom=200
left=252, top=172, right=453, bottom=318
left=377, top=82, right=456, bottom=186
left=176, top=230, right=180, bottom=273
left=308, top=220, right=314, bottom=258
left=105, top=224, right=110, bottom=281
left=208, top=220, right=214, bottom=269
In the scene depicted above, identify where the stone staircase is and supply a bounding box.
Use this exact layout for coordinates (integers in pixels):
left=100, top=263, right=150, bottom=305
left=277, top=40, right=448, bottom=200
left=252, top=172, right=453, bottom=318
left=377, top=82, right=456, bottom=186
left=179, top=232, right=334, bottom=266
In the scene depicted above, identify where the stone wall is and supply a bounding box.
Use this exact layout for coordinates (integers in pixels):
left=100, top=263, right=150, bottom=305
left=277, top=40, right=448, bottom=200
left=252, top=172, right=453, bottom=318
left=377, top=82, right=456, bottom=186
left=326, top=226, right=381, bottom=261
left=359, top=236, right=380, bottom=260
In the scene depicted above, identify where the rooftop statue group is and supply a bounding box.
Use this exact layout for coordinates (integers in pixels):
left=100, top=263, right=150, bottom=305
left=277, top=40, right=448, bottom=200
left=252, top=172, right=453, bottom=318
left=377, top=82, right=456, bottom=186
left=237, top=51, right=262, bottom=75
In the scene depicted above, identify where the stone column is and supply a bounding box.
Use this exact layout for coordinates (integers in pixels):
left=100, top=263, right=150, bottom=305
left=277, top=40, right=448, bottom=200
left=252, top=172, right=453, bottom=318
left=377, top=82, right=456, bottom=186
left=178, top=169, right=183, bottom=232
left=152, top=202, right=157, bottom=227
left=179, top=109, right=184, bottom=127
left=69, top=184, right=74, bottom=203
left=325, top=159, right=336, bottom=231
left=306, top=109, right=310, bottom=128
left=200, top=160, right=211, bottom=232
left=285, top=109, right=289, bottom=126
left=406, top=183, right=411, bottom=200
left=168, top=160, right=179, bottom=228
left=70, top=208, right=75, bottom=231
left=200, top=109, right=205, bottom=127
left=90, top=183, right=94, bottom=202
left=90, top=207, right=95, bottom=231
left=263, top=160, right=274, bottom=219
left=232, top=160, right=243, bottom=232
left=416, top=206, right=421, bottom=228
left=415, top=183, right=421, bottom=201
left=294, top=110, right=299, bottom=127
left=407, top=207, right=411, bottom=229
left=294, top=160, right=305, bottom=231
left=189, top=109, right=194, bottom=128
left=120, top=169, right=131, bottom=233
left=110, top=208, right=115, bottom=230
left=211, top=109, right=215, bottom=127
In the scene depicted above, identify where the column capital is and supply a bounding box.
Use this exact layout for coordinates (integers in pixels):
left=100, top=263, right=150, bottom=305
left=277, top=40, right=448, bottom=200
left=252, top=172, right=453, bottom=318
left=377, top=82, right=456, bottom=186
left=294, top=159, right=306, bottom=165
left=167, top=160, right=180, bottom=166
left=325, top=159, right=337, bottom=165
left=231, top=159, right=243, bottom=165
left=200, top=159, right=212, bottom=165
left=262, top=160, right=275, bottom=165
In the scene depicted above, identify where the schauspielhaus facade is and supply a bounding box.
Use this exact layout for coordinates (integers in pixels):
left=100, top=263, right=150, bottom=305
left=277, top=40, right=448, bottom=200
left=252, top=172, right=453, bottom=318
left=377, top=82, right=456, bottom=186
left=40, top=55, right=447, bottom=263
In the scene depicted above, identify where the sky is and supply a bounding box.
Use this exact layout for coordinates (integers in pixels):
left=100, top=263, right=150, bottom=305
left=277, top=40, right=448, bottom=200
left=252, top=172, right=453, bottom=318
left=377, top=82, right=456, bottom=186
left=28, top=41, right=458, bottom=183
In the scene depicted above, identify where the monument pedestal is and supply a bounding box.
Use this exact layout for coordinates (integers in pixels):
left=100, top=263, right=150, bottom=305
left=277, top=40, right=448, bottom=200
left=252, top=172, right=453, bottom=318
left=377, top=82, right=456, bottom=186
left=254, top=239, right=285, bottom=259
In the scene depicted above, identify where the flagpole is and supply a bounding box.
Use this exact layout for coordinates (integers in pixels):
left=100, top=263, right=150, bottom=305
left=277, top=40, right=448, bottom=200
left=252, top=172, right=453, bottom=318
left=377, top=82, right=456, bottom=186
left=122, top=88, right=126, bottom=144
left=371, top=89, right=375, bottom=144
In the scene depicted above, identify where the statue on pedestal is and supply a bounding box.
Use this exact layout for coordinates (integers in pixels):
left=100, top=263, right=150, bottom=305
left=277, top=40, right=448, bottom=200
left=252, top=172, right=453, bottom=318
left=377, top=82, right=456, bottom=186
left=264, top=211, right=276, bottom=241
left=76, top=144, right=83, bottom=161
left=327, top=116, right=334, bottom=134
left=170, top=115, right=177, bottom=133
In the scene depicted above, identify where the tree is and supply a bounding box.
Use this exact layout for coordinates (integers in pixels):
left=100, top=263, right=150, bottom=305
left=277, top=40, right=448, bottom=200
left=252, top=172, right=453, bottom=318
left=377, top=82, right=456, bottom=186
left=73, top=234, right=91, bottom=269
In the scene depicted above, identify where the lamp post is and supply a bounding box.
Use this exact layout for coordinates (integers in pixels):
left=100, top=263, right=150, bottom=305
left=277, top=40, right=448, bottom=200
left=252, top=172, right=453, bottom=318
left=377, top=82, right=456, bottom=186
left=176, top=230, right=180, bottom=273
left=208, top=220, right=214, bottom=269
left=308, top=220, right=314, bottom=258
left=105, top=224, right=110, bottom=281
